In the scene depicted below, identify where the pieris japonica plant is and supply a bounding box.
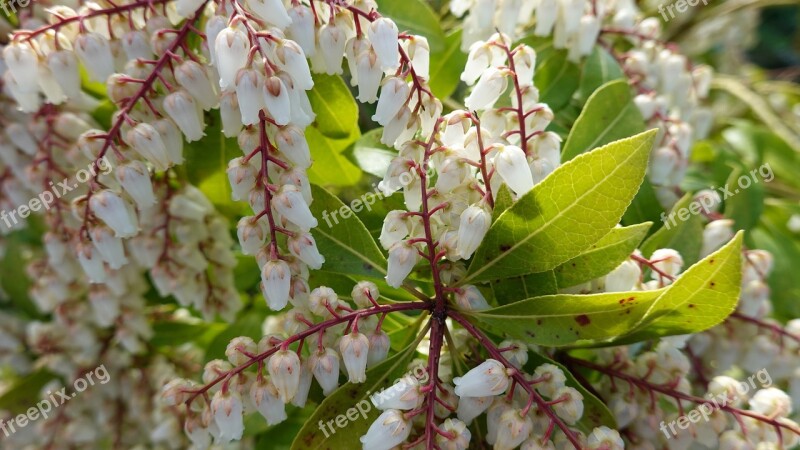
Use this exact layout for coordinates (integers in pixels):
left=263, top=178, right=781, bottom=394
left=0, top=0, right=798, bottom=448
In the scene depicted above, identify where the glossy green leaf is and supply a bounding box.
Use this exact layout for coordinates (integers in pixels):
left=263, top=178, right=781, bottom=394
left=465, top=290, right=664, bottom=347
left=307, top=127, right=363, bottom=187
left=291, top=341, right=420, bottom=450
left=0, top=370, right=56, bottom=414
left=621, top=176, right=664, bottom=228
left=307, top=74, right=359, bottom=139
left=554, top=222, right=652, bottom=289
left=375, top=0, right=445, bottom=51
left=750, top=206, right=800, bottom=320
left=617, top=232, right=744, bottom=343
left=462, top=130, right=656, bottom=284
left=348, top=128, right=396, bottom=178
left=562, top=80, right=646, bottom=162
left=640, top=194, right=704, bottom=267
left=429, top=29, right=468, bottom=99
left=577, top=46, right=625, bottom=102
left=309, top=184, right=387, bottom=279
left=534, top=49, right=581, bottom=110
left=723, top=166, right=765, bottom=231
left=151, top=321, right=226, bottom=347
left=488, top=270, right=558, bottom=305
left=491, top=183, right=515, bottom=223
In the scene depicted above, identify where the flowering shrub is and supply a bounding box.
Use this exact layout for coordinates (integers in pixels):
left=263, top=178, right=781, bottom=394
left=0, top=0, right=798, bottom=448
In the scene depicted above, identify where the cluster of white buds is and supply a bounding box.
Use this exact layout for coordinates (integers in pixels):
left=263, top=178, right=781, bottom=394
left=378, top=32, right=560, bottom=293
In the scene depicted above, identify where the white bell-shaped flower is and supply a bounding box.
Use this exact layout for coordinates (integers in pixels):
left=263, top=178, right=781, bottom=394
left=367, top=331, right=390, bottom=367
left=368, top=18, right=400, bottom=71
left=227, top=157, right=258, bottom=202
left=750, top=388, right=792, bottom=418
left=385, top=241, right=418, bottom=288
left=74, top=33, right=115, bottom=82
left=237, top=217, right=267, bottom=256
left=215, top=27, right=250, bottom=91
left=114, top=160, right=156, bottom=209
left=3, top=43, right=40, bottom=93
left=513, top=46, right=537, bottom=87
left=46, top=51, right=82, bottom=99
left=457, top=205, right=491, bottom=259
left=288, top=233, right=325, bottom=269
left=232, top=69, right=264, bottom=126
left=268, top=349, right=302, bottom=403
left=373, top=376, right=421, bottom=411
left=211, top=391, right=244, bottom=443
left=373, top=77, right=410, bottom=126
left=454, top=359, right=510, bottom=397
left=532, top=363, right=567, bottom=398
left=701, top=219, right=734, bottom=257
left=274, top=185, right=317, bottom=230
left=551, top=386, right=584, bottom=425
left=275, top=40, right=314, bottom=90
left=604, top=259, right=641, bottom=292
left=649, top=146, right=679, bottom=186
left=462, top=43, right=491, bottom=85
left=175, top=0, right=205, bottom=18
left=175, top=60, right=218, bottom=110
left=127, top=122, right=171, bottom=171
left=650, top=248, right=684, bottom=280
left=250, top=379, right=287, bottom=425
left=77, top=243, right=107, bottom=284
left=276, top=125, right=312, bottom=168
left=356, top=49, right=383, bottom=103
left=309, top=347, right=340, bottom=395
left=163, top=90, right=205, bottom=141
left=247, top=0, right=292, bottom=28
left=380, top=211, right=410, bottom=250
left=287, top=5, right=316, bottom=56
left=494, top=409, right=533, bottom=450
left=405, top=36, right=430, bottom=79
left=454, top=285, right=490, bottom=311
left=465, top=67, right=507, bottom=111
left=89, top=190, right=138, bottom=238
left=456, top=395, right=493, bottom=424
left=340, top=332, right=369, bottom=383
left=352, top=281, right=380, bottom=308
left=359, top=409, right=412, bottom=450
left=261, top=259, right=291, bottom=310
left=495, top=144, right=534, bottom=196
left=319, top=23, right=348, bottom=74
left=263, top=76, right=292, bottom=126
left=90, top=226, right=128, bottom=270
left=436, top=418, right=471, bottom=450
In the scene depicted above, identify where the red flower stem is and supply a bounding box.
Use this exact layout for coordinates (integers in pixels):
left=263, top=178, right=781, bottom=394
left=492, top=42, right=529, bottom=156
left=468, top=112, right=494, bottom=208
left=77, top=6, right=208, bottom=240
left=562, top=354, right=800, bottom=441
left=256, top=111, right=284, bottom=260
left=423, top=316, right=445, bottom=449
left=14, top=0, right=174, bottom=42
left=449, top=312, right=584, bottom=449
left=183, top=301, right=429, bottom=406
left=729, top=312, right=800, bottom=345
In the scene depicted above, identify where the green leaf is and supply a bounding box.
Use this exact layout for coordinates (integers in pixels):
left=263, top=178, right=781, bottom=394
left=621, top=176, right=664, bottom=228
left=491, top=184, right=515, bottom=223
left=375, top=0, right=446, bottom=51
left=488, top=270, right=558, bottom=305
left=524, top=352, right=616, bottom=432
left=640, top=194, right=704, bottom=267
left=185, top=110, right=240, bottom=185
left=307, top=127, right=363, bottom=187
left=429, top=29, right=468, bottom=99
left=348, top=128, right=396, bottom=178
left=291, top=341, right=420, bottom=450
left=465, top=290, right=664, bottom=347
left=577, top=46, right=625, bottom=102
left=307, top=74, right=359, bottom=139
left=534, top=49, right=581, bottom=110
left=151, top=321, right=226, bottom=347
left=618, top=232, right=744, bottom=343
left=562, top=79, right=646, bottom=162
left=462, top=130, right=656, bottom=284
left=0, top=370, right=55, bottom=414
left=309, top=184, right=388, bottom=279
left=723, top=166, right=765, bottom=231
left=554, top=222, right=652, bottom=289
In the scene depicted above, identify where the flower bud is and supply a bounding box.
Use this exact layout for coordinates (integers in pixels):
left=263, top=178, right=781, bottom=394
left=225, top=336, right=256, bottom=366
left=211, top=390, right=244, bottom=443
left=250, top=378, right=287, bottom=425
left=340, top=332, right=369, bottom=383
left=74, top=33, right=115, bottom=82
left=385, top=241, right=418, bottom=288
left=701, top=219, right=734, bottom=257
left=454, top=359, right=510, bottom=397
left=309, top=347, right=340, bottom=395
left=262, top=260, right=291, bottom=310
left=650, top=248, right=684, bottom=280
left=90, top=190, right=138, bottom=238
left=587, top=426, right=624, bottom=450
left=551, top=386, right=584, bottom=424
left=749, top=387, right=792, bottom=418
left=163, top=90, right=205, bottom=141
left=495, top=409, right=533, bottom=450
left=274, top=185, right=317, bottom=230
left=532, top=363, right=567, bottom=398
left=359, top=409, right=412, bottom=449
left=268, top=349, right=302, bottom=403
left=215, top=27, right=250, bottom=91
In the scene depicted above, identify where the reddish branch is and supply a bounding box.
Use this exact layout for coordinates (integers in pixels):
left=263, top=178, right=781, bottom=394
left=78, top=5, right=209, bottom=240
left=729, top=312, right=800, bottom=346
left=183, top=302, right=429, bottom=406
left=562, top=354, right=800, bottom=444
left=450, top=312, right=584, bottom=449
